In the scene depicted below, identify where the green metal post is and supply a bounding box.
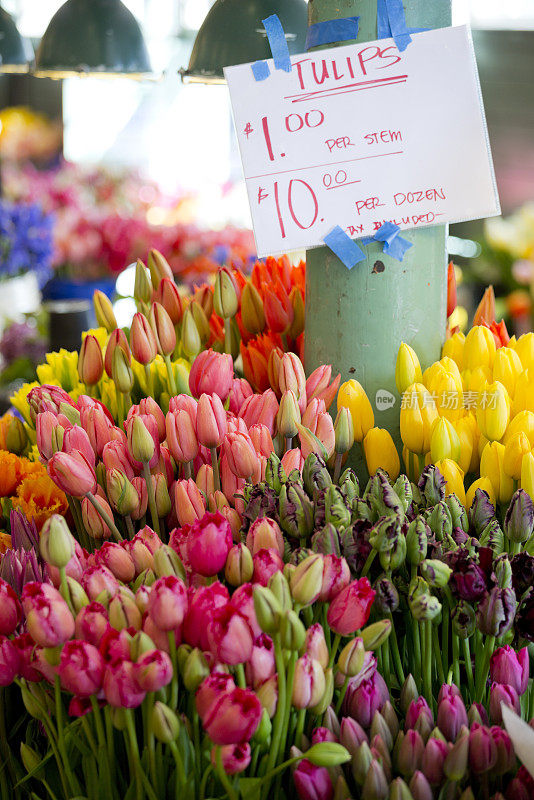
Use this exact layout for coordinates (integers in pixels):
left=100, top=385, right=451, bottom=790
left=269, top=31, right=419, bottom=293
left=305, top=0, right=452, bottom=456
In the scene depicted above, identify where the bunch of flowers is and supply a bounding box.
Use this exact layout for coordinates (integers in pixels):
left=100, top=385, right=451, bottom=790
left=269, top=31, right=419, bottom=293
left=0, top=107, right=62, bottom=165
left=4, top=160, right=255, bottom=282
left=0, top=200, right=54, bottom=288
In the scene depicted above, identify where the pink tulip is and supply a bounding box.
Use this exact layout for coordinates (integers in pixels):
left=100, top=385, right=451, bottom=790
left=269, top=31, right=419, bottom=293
left=231, top=583, right=261, bottom=638
left=489, top=682, right=520, bottom=724
left=490, top=725, right=516, bottom=775
left=168, top=394, right=197, bottom=425
left=196, top=672, right=236, bottom=719
left=246, top=518, right=284, bottom=558
left=125, top=413, right=160, bottom=469
left=127, top=537, right=154, bottom=576
left=148, top=576, right=188, bottom=631
left=490, top=645, right=529, bottom=695
left=219, top=505, right=242, bottom=543
left=36, top=410, right=65, bottom=460
left=166, top=409, right=199, bottom=464
left=188, top=511, right=232, bottom=577
left=62, top=424, right=95, bottom=466
left=207, top=603, right=254, bottom=665
left=294, top=760, right=334, bottom=800
left=12, top=633, right=41, bottom=681
left=302, top=398, right=326, bottom=429
left=0, top=635, right=19, bottom=686
left=300, top=412, right=335, bottom=460
left=0, top=578, right=21, bottom=635
left=405, top=697, right=434, bottom=731
left=281, top=448, right=304, bottom=474
left=327, top=578, right=375, bottom=636
left=292, top=654, right=326, bottom=709
left=210, top=743, right=251, bottom=775
left=304, top=624, right=329, bottom=670
left=137, top=398, right=166, bottom=442
left=312, top=727, right=337, bottom=745
left=134, top=649, right=173, bottom=692
left=75, top=602, right=111, bottom=646
left=102, top=440, right=135, bottom=481
left=143, top=616, right=172, bottom=654
left=468, top=722, right=497, bottom=775
left=21, top=582, right=75, bottom=648
left=226, top=416, right=249, bottom=436
left=248, top=424, right=275, bottom=458
left=134, top=526, right=162, bottom=555
left=305, top=366, right=341, bottom=410
left=131, top=477, right=149, bottom=520
left=228, top=378, right=254, bottom=415
left=252, top=548, right=284, bottom=586
left=437, top=691, right=468, bottom=740
left=58, top=640, right=104, bottom=697
left=47, top=546, right=85, bottom=587
left=79, top=405, right=113, bottom=457
left=183, top=583, right=229, bottom=651
left=421, top=737, right=448, bottom=785
left=27, top=384, right=75, bottom=418
left=47, top=450, right=97, bottom=498
left=196, top=464, right=214, bottom=498
left=223, top=432, right=259, bottom=479
left=81, top=495, right=113, bottom=540
left=97, top=542, right=135, bottom=583
left=239, top=390, right=278, bottom=436
left=202, top=686, right=262, bottom=745
left=189, top=349, right=234, bottom=402
left=156, top=446, right=175, bottom=486
left=279, top=353, right=307, bottom=414
left=220, top=454, right=245, bottom=508
left=246, top=633, right=275, bottom=688
left=196, top=393, right=227, bottom=449
left=343, top=668, right=389, bottom=727
left=103, top=660, right=146, bottom=708
left=81, top=565, right=120, bottom=602
left=318, top=556, right=351, bottom=603
left=135, top=584, right=151, bottom=615
left=174, top=479, right=206, bottom=527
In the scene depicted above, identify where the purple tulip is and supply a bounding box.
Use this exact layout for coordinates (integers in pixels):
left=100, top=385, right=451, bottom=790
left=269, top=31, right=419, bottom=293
left=405, top=697, right=434, bottom=731
left=342, top=667, right=389, bottom=728
left=490, top=645, right=529, bottom=695
left=294, top=760, right=333, bottom=800
left=489, top=682, right=520, bottom=724
left=468, top=722, right=497, bottom=774
left=437, top=691, right=468, bottom=741
left=421, top=736, right=449, bottom=785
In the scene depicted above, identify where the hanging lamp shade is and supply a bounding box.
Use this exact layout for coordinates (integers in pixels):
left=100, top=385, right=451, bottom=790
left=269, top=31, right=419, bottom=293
left=182, top=0, right=308, bottom=84
left=0, top=6, right=33, bottom=73
left=34, top=0, right=152, bottom=79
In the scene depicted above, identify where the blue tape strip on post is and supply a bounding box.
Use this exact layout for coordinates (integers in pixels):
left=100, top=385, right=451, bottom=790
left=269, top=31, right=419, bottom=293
left=252, top=60, right=271, bottom=81
left=373, top=221, right=413, bottom=261
left=323, top=226, right=366, bottom=270
left=376, top=0, right=392, bottom=39
left=262, top=14, right=292, bottom=72
left=306, top=17, right=360, bottom=50
left=386, top=0, right=412, bottom=52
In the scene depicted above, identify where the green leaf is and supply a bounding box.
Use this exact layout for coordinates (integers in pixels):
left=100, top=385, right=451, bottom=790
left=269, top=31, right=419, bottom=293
left=239, top=777, right=263, bottom=800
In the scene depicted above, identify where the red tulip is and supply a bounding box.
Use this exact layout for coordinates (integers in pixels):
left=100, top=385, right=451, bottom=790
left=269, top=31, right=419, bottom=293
left=326, top=578, right=375, bottom=635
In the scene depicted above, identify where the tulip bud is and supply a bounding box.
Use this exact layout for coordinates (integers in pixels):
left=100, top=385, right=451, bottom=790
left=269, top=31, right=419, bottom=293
left=240, top=281, right=266, bottom=334
left=338, top=380, right=374, bottom=443
left=106, top=468, right=138, bottom=516
left=353, top=741, right=373, bottom=784
left=334, top=407, right=354, bottom=455
left=130, top=312, right=157, bottom=365
left=40, top=515, right=75, bottom=568
left=288, top=286, right=305, bottom=341
left=280, top=609, right=306, bottom=651
left=419, top=560, right=452, bottom=588
left=292, top=654, right=326, bottom=709
left=182, top=648, right=210, bottom=691
left=127, top=416, right=155, bottom=464
left=213, top=268, right=238, bottom=319
left=225, top=544, right=253, bottom=586
left=253, top=585, right=282, bottom=635
left=150, top=302, right=176, bottom=357
left=396, top=343, right=423, bottom=394
left=408, top=772, right=432, bottom=800
left=147, top=249, right=173, bottom=289
left=109, top=593, right=142, bottom=631
left=362, top=759, right=388, bottom=800
left=78, top=334, right=104, bottom=386
left=361, top=619, right=392, bottom=651
left=112, top=346, right=133, bottom=394
left=290, top=554, right=324, bottom=606
left=153, top=546, right=186, bottom=581
left=277, top=389, right=301, bottom=439
left=400, top=675, right=419, bottom=714
left=181, top=306, right=201, bottom=358
left=477, top=381, right=510, bottom=442
left=5, top=414, right=27, bottom=454
left=151, top=701, right=180, bottom=743
left=443, top=731, right=469, bottom=781
left=190, top=301, right=211, bottom=346
left=94, top=290, right=117, bottom=332
left=279, top=483, right=315, bottom=540
left=504, top=488, right=534, bottom=543
left=405, top=518, right=429, bottom=566
left=337, top=637, right=365, bottom=677
left=364, top=428, right=400, bottom=481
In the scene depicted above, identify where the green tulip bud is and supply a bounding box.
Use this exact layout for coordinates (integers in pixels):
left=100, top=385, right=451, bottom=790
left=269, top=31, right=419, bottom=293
left=183, top=648, right=210, bottom=691
left=253, top=586, right=282, bottom=634
left=130, top=631, right=156, bottom=660
left=289, top=554, right=324, bottom=606
left=305, top=741, right=351, bottom=767
left=419, top=559, right=452, bottom=588
left=153, top=546, right=186, bottom=580
left=352, top=741, right=373, bottom=785
left=310, top=667, right=334, bottom=716
left=405, top=518, right=429, bottom=566
left=338, top=637, right=365, bottom=677
left=443, top=731, right=469, bottom=781
left=280, top=609, right=306, bottom=651
left=39, top=515, right=75, bottom=568
left=213, top=268, right=238, bottom=319
left=151, top=702, right=180, bottom=743
left=361, top=619, right=392, bottom=651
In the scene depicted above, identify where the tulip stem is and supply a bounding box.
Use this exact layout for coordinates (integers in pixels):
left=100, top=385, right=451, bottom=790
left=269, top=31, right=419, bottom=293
left=67, top=496, right=90, bottom=550
left=164, top=354, right=177, bottom=397
left=361, top=548, right=376, bottom=578
left=169, top=741, right=187, bottom=788
left=210, top=448, right=221, bottom=493
left=144, top=363, right=155, bottom=398
left=183, top=461, right=192, bottom=480
left=333, top=453, right=343, bottom=484
left=452, top=631, right=461, bottom=689
left=432, top=625, right=446, bottom=687
left=423, top=622, right=433, bottom=706
left=262, top=636, right=287, bottom=798
left=386, top=613, right=405, bottom=686
left=462, top=637, right=475, bottom=701
left=142, top=463, right=161, bottom=538
left=335, top=674, right=351, bottom=715
left=54, top=675, right=80, bottom=797
left=328, top=634, right=342, bottom=669
left=224, top=320, right=232, bottom=356
left=285, top=437, right=292, bottom=454
left=235, top=663, right=246, bottom=688
left=215, top=746, right=239, bottom=800
left=167, top=632, right=179, bottom=709
left=475, top=635, right=495, bottom=704
left=85, top=492, right=123, bottom=542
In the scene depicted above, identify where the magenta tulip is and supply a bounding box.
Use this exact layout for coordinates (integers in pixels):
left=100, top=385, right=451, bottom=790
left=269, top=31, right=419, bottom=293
left=490, top=645, right=529, bottom=695
left=75, top=602, right=111, bottom=646
left=202, top=686, right=262, bottom=745
left=21, top=582, right=75, bottom=647
left=148, top=576, right=188, bottom=631
left=207, top=603, right=254, bottom=665
left=210, top=743, right=251, bottom=775
left=183, top=582, right=229, bottom=650
left=196, top=672, right=236, bottom=719
left=294, top=760, right=334, bottom=800
left=103, top=660, right=146, bottom=708
left=58, top=640, right=104, bottom=697
left=0, top=635, right=19, bottom=686
left=187, top=511, right=232, bottom=577
left=134, top=649, right=173, bottom=692
left=0, top=578, right=21, bottom=635
left=326, top=578, right=375, bottom=635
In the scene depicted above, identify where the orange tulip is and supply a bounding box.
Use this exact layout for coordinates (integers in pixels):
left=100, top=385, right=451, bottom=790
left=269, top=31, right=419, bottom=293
left=240, top=332, right=283, bottom=393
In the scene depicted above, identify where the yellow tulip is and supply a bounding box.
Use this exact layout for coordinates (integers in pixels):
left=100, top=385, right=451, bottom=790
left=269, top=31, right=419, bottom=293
left=480, top=441, right=514, bottom=504
left=493, top=347, right=523, bottom=397
left=454, top=414, right=479, bottom=474
left=462, top=365, right=492, bottom=399
left=514, top=332, right=534, bottom=369
left=503, top=410, right=534, bottom=447
left=363, top=427, right=400, bottom=480
left=465, top=477, right=496, bottom=509
left=512, top=369, right=534, bottom=417
left=508, top=335, right=517, bottom=349
left=476, top=380, right=510, bottom=442
left=442, top=331, right=465, bottom=370
left=520, top=451, right=534, bottom=501
left=36, top=349, right=80, bottom=393
left=395, top=343, right=423, bottom=395
left=503, top=431, right=531, bottom=480
left=402, top=446, right=421, bottom=483
left=399, top=383, right=438, bottom=454
left=9, top=381, right=39, bottom=426
left=478, top=433, right=489, bottom=459
left=430, top=417, right=461, bottom=463
left=439, top=356, right=463, bottom=389
left=428, top=368, right=463, bottom=422
left=434, top=459, right=466, bottom=505
left=337, top=380, right=374, bottom=443
left=464, top=325, right=496, bottom=371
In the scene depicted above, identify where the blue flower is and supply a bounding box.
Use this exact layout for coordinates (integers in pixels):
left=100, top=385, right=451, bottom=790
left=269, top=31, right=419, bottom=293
left=0, top=200, right=54, bottom=288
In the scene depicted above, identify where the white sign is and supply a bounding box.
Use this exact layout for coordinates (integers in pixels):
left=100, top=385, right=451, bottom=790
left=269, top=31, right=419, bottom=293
left=225, top=26, right=500, bottom=258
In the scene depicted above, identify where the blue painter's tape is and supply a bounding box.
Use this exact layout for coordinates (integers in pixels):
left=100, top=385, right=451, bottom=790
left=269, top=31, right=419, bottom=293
left=252, top=60, right=270, bottom=81
left=262, top=14, right=292, bottom=72
left=324, top=226, right=366, bottom=270
left=373, top=221, right=413, bottom=261
left=385, top=0, right=412, bottom=51
left=376, top=0, right=391, bottom=39
left=306, top=17, right=360, bottom=50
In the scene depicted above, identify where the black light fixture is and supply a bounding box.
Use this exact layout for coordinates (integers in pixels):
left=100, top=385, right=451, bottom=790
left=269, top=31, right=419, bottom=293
left=182, top=0, right=308, bottom=84
left=34, top=0, right=152, bottom=79
left=0, top=5, right=33, bottom=73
